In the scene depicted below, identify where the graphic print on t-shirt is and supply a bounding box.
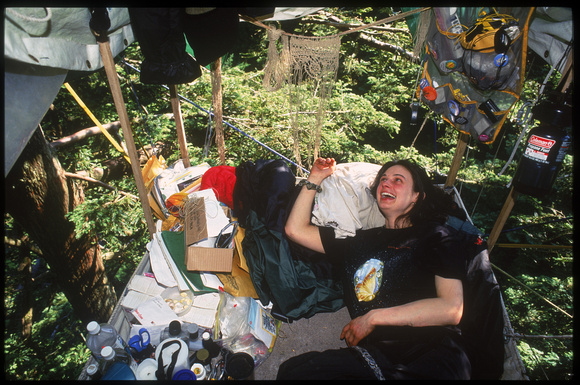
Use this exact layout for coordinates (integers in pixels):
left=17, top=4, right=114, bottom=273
left=354, top=258, right=384, bottom=302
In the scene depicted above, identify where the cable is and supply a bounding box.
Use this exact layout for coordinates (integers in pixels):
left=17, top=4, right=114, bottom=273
left=121, top=60, right=309, bottom=174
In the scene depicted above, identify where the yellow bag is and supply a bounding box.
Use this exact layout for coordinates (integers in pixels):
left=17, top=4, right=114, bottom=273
left=142, top=154, right=166, bottom=191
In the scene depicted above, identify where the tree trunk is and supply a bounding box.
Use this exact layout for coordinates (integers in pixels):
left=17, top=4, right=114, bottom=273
left=5, top=127, right=117, bottom=325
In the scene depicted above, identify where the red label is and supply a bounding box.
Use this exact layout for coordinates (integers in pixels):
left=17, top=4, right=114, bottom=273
left=529, top=135, right=556, bottom=149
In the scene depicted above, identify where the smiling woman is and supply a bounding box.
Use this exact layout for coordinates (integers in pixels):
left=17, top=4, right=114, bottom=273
left=281, top=157, right=477, bottom=380
left=374, top=165, right=420, bottom=228
left=369, top=159, right=459, bottom=229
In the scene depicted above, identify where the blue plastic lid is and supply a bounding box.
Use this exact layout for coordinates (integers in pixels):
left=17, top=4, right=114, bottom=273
left=172, top=369, right=196, bottom=380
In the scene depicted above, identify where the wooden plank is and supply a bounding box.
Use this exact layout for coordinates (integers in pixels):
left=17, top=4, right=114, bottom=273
left=445, top=132, right=469, bottom=188
left=98, top=39, right=156, bottom=238
left=211, top=58, right=226, bottom=165
left=487, top=187, right=519, bottom=252
left=169, top=84, right=191, bottom=168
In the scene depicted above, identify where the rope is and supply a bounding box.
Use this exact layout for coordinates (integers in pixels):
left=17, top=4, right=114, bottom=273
left=504, top=333, right=572, bottom=340
left=64, top=82, right=131, bottom=164
left=498, top=39, right=572, bottom=177
left=203, top=102, right=214, bottom=159
left=410, top=111, right=431, bottom=147
left=494, top=243, right=572, bottom=250
left=120, top=59, right=155, bottom=155
left=6, top=7, right=52, bottom=22
left=433, top=119, right=439, bottom=184
left=491, top=262, right=572, bottom=319
left=121, top=61, right=309, bottom=174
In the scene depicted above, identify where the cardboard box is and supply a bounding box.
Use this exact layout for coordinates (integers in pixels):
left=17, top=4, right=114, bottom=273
left=184, top=197, right=234, bottom=273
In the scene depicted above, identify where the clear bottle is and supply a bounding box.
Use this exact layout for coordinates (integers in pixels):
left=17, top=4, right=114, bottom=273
left=99, top=346, right=138, bottom=379
left=86, top=321, right=126, bottom=359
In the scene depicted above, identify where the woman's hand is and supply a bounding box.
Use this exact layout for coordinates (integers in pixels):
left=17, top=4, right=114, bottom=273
left=308, top=157, right=336, bottom=184
left=285, top=157, right=336, bottom=254
left=340, top=277, right=463, bottom=347
left=340, top=311, right=375, bottom=347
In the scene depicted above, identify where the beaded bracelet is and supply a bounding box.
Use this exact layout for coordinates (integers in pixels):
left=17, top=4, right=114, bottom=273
left=298, top=179, right=322, bottom=193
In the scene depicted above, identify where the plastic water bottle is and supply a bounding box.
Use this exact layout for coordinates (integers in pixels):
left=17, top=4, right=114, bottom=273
left=99, top=346, right=138, bottom=380
left=86, top=321, right=127, bottom=359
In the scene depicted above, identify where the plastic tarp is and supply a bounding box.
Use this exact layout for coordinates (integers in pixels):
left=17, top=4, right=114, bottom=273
left=3, top=7, right=323, bottom=177
left=527, top=7, right=573, bottom=72
left=4, top=7, right=133, bottom=176
left=5, top=8, right=133, bottom=71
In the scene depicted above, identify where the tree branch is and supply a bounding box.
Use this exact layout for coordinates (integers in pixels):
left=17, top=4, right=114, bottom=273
left=63, top=172, right=139, bottom=200
left=303, top=18, right=411, bottom=34
left=5, top=236, right=43, bottom=256
left=49, top=113, right=174, bottom=150
left=318, top=11, right=419, bottom=63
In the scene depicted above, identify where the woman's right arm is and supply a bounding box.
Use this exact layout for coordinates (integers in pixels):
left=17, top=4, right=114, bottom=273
left=284, top=157, right=336, bottom=254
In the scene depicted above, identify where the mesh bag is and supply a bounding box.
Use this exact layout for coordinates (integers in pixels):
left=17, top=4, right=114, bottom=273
left=417, top=7, right=534, bottom=143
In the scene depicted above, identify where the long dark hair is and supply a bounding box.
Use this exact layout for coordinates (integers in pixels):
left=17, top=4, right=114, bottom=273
left=370, top=159, right=463, bottom=227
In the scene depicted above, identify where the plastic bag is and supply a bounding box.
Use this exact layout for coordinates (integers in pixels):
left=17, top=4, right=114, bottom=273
left=215, top=292, right=273, bottom=367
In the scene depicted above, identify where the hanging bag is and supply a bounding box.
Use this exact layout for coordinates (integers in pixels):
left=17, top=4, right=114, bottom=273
left=417, top=7, right=534, bottom=144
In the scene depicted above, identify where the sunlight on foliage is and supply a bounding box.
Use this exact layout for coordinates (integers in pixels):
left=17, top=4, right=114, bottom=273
left=4, top=7, right=573, bottom=381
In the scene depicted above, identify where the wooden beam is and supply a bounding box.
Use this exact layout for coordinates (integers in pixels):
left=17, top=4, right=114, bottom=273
left=98, top=39, right=156, bottom=238
left=445, top=132, right=469, bottom=188
left=487, top=187, right=519, bottom=252
left=169, top=84, right=190, bottom=167
left=211, top=58, right=226, bottom=165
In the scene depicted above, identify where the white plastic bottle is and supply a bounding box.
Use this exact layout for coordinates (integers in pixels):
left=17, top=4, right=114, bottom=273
left=86, top=321, right=126, bottom=359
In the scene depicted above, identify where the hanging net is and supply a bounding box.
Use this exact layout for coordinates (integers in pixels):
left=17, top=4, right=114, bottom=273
left=263, top=29, right=341, bottom=174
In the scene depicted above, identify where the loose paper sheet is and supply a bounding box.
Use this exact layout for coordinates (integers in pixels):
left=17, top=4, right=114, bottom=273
left=132, top=296, right=179, bottom=326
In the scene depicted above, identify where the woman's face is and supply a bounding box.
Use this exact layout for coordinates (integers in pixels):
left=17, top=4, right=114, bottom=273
left=376, top=165, right=420, bottom=222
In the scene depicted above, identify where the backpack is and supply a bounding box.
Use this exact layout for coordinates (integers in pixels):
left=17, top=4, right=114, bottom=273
left=446, top=217, right=505, bottom=379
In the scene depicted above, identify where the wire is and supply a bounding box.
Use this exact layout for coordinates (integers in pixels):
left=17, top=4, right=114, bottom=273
left=120, top=60, right=309, bottom=174
left=485, top=216, right=573, bottom=236
left=491, top=262, right=572, bottom=319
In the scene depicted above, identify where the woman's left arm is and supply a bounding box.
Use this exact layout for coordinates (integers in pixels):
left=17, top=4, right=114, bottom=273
left=341, top=276, right=463, bottom=347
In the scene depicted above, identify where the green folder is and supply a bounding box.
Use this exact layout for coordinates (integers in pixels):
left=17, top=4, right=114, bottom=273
left=160, top=230, right=218, bottom=294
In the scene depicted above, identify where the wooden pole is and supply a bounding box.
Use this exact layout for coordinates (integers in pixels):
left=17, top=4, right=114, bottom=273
left=487, top=186, right=519, bottom=252
left=211, top=58, right=226, bottom=165
left=445, top=132, right=470, bottom=188
left=169, top=84, right=191, bottom=167
left=98, top=39, right=156, bottom=238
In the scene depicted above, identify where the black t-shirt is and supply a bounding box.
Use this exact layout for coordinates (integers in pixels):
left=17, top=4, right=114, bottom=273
left=319, top=221, right=465, bottom=341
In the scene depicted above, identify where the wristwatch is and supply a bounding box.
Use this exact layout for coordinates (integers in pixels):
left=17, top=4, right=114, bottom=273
left=298, top=179, right=322, bottom=193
